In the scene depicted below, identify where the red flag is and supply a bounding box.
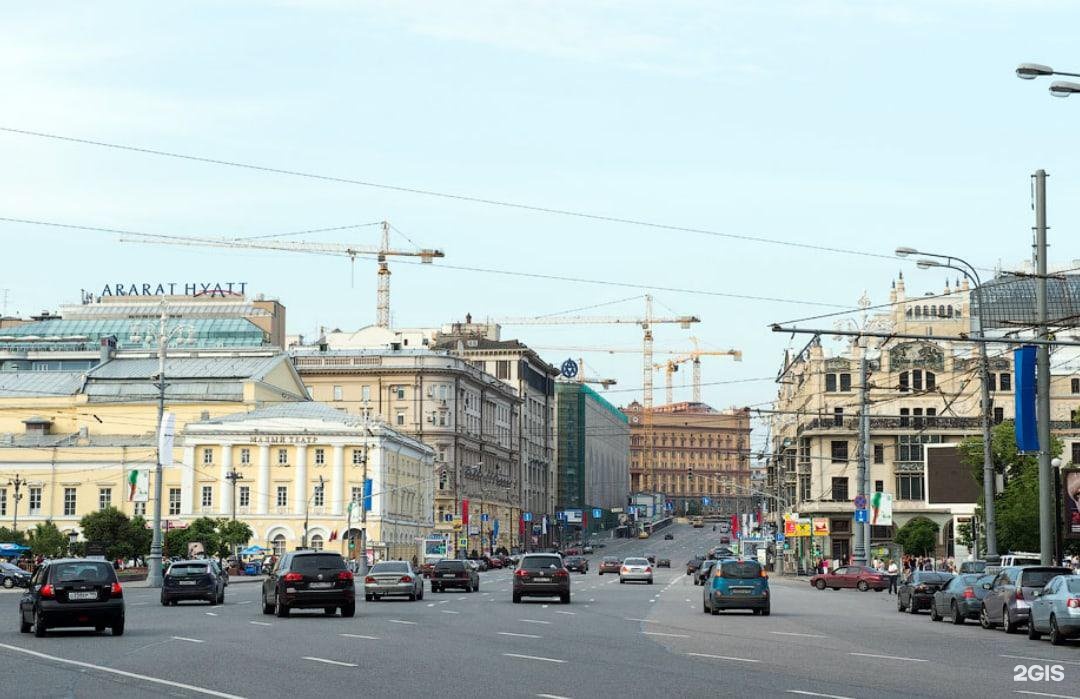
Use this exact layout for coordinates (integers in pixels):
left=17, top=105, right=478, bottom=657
left=461, top=500, right=470, bottom=525
left=730, top=514, right=739, bottom=536
left=329, top=529, right=338, bottom=542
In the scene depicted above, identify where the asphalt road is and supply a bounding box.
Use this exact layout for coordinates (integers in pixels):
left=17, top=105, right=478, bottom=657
left=0, top=524, right=1078, bottom=699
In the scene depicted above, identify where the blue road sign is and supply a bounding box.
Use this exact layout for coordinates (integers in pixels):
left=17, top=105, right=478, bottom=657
left=853, top=494, right=868, bottom=509
left=443, top=513, right=453, bottom=522
left=702, top=496, right=711, bottom=506
left=592, top=508, right=602, bottom=519
left=776, top=532, right=785, bottom=543
left=481, top=513, right=490, bottom=523
left=854, top=508, right=869, bottom=523
left=523, top=512, right=533, bottom=522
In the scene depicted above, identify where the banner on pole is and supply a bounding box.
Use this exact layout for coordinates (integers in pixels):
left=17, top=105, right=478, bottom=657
left=127, top=469, right=150, bottom=503
left=870, top=491, right=894, bottom=526
left=158, top=412, right=176, bottom=467
left=1014, top=345, right=1038, bottom=452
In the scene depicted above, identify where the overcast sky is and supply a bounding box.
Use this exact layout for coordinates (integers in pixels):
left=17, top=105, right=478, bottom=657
left=2, top=1, right=1079, bottom=449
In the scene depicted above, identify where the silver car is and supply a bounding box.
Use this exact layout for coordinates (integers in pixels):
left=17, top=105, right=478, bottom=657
left=364, top=561, right=424, bottom=601
left=1028, top=574, right=1080, bottom=645
left=620, top=557, right=654, bottom=585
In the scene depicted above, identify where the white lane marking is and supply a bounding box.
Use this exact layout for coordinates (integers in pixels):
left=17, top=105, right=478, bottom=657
left=130, top=602, right=148, bottom=606
left=237, top=601, right=252, bottom=605
left=684, top=599, right=691, bottom=602
left=458, top=597, right=467, bottom=601
left=771, top=632, right=828, bottom=639
left=848, top=652, right=926, bottom=663
left=389, top=619, right=417, bottom=625
left=171, top=636, right=204, bottom=644
left=553, top=611, right=575, bottom=615
left=249, top=621, right=272, bottom=627
left=519, top=619, right=551, bottom=625
left=1002, top=654, right=1080, bottom=667
left=787, top=691, right=854, bottom=699
left=499, top=632, right=542, bottom=639
left=503, top=653, right=565, bottom=664
left=442, top=610, right=460, bottom=614
left=0, top=643, right=245, bottom=699
left=537, top=694, right=572, bottom=699
left=427, top=603, right=435, bottom=607
left=642, top=631, right=689, bottom=638
left=589, top=598, right=595, bottom=602
left=685, top=652, right=759, bottom=663
left=542, top=604, right=549, bottom=608
left=303, top=657, right=357, bottom=667
left=1015, top=692, right=1080, bottom=699
left=624, top=617, right=654, bottom=623
left=340, top=633, right=380, bottom=640
left=205, top=612, right=218, bottom=616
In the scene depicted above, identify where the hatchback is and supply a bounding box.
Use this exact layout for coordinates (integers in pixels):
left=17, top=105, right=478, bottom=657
left=598, top=557, right=622, bottom=575
left=897, top=571, right=953, bottom=613
left=703, top=559, right=770, bottom=615
left=262, top=551, right=355, bottom=617
left=161, top=559, right=226, bottom=605
left=0, top=562, right=30, bottom=589
left=564, top=556, right=589, bottom=574
left=19, top=559, right=125, bottom=637
left=513, top=553, right=570, bottom=604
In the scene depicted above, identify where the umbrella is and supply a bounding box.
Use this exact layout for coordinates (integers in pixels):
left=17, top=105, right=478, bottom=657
left=240, top=545, right=268, bottom=555
left=0, top=543, right=30, bottom=557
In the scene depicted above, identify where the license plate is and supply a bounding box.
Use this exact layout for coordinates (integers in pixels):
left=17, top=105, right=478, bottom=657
left=179, top=580, right=197, bottom=586
left=534, top=577, right=550, bottom=582
left=69, top=591, right=97, bottom=600
left=310, top=582, right=334, bottom=589
left=442, top=573, right=454, bottom=578
left=731, top=588, right=752, bottom=595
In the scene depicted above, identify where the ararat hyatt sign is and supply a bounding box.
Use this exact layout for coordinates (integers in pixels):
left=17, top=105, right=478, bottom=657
left=99, top=282, right=248, bottom=298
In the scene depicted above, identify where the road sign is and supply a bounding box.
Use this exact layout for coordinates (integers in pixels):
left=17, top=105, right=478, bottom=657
left=854, top=508, right=869, bottom=523
left=853, top=494, right=868, bottom=509
left=592, top=508, right=602, bottom=519
left=523, top=512, right=533, bottom=522
left=481, top=513, right=489, bottom=523
left=458, top=537, right=468, bottom=548
left=443, top=513, right=453, bottom=522
left=776, top=532, right=785, bottom=543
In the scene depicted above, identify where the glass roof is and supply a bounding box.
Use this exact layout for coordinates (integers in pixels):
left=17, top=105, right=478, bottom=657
left=0, top=317, right=267, bottom=350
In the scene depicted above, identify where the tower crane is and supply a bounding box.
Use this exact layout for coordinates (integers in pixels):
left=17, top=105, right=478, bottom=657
left=118, top=221, right=444, bottom=328
left=656, top=339, right=742, bottom=404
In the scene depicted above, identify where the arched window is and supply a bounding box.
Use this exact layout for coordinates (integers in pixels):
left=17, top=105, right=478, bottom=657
left=947, top=306, right=954, bottom=317
left=272, top=533, right=286, bottom=557
left=914, top=306, right=922, bottom=317
left=310, top=534, right=324, bottom=551
left=923, top=305, right=930, bottom=316
left=912, top=370, right=923, bottom=391
left=938, top=305, right=946, bottom=317
left=906, top=308, right=913, bottom=317
left=930, top=306, right=938, bottom=317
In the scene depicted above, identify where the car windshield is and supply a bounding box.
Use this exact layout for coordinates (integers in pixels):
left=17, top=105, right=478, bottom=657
left=169, top=563, right=209, bottom=575
left=290, top=554, right=345, bottom=574
left=719, top=561, right=762, bottom=579
left=521, top=555, right=562, bottom=571
left=435, top=560, right=465, bottom=571
left=371, top=562, right=409, bottom=574
left=604, top=557, right=621, bottom=563
left=955, top=573, right=982, bottom=587
left=624, top=558, right=649, bottom=566
left=914, top=573, right=951, bottom=583
left=1021, top=568, right=1072, bottom=588
left=53, top=562, right=114, bottom=583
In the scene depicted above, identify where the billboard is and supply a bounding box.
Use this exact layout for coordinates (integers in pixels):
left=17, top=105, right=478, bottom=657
left=812, top=518, right=830, bottom=536
left=1064, top=467, right=1080, bottom=540
left=127, top=469, right=149, bottom=503
left=870, top=491, right=894, bottom=526
left=564, top=509, right=583, bottom=524
left=926, top=445, right=980, bottom=505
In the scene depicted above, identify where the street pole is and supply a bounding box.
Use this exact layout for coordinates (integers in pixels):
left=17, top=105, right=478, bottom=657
left=226, top=468, right=244, bottom=563
left=7, top=474, right=25, bottom=533
left=147, top=302, right=168, bottom=588
left=975, top=280, right=998, bottom=558
left=1034, top=169, right=1054, bottom=566
left=853, top=350, right=869, bottom=567
left=360, top=445, right=369, bottom=577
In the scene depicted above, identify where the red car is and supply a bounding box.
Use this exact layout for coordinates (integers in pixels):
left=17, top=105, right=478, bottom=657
left=485, top=556, right=504, bottom=569
left=809, top=565, right=888, bottom=592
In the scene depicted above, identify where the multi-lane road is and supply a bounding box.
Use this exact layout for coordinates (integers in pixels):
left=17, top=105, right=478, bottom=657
left=0, top=524, right=1077, bottom=698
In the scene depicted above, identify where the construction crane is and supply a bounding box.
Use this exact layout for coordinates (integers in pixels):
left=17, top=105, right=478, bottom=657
left=118, top=221, right=444, bottom=328
left=574, top=357, right=617, bottom=389
left=656, top=338, right=742, bottom=404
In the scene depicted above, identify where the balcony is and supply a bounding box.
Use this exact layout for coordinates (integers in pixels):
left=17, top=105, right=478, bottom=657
left=800, top=416, right=981, bottom=432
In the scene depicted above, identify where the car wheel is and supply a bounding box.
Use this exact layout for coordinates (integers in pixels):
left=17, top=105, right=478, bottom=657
left=897, top=597, right=905, bottom=613
left=170, top=600, right=178, bottom=606
left=1048, top=615, right=1065, bottom=645
left=1003, top=607, right=1018, bottom=634
left=208, top=595, right=217, bottom=606
left=951, top=602, right=965, bottom=625
left=218, top=589, right=225, bottom=604
left=262, top=597, right=274, bottom=615
left=815, top=579, right=826, bottom=591
left=341, top=603, right=355, bottom=618
left=711, top=606, right=719, bottom=616
left=980, top=606, right=994, bottom=629
left=599, top=571, right=603, bottom=576
left=474, top=583, right=480, bottom=592
left=95, top=624, right=106, bottom=633
left=620, top=579, right=625, bottom=584
left=34, top=610, right=46, bottom=637
left=161, top=595, right=169, bottom=607
left=857, top=581, right=869, bottom=592
left=761, top=606, right=771, bottom=617
left=409, top=592, right=416, bottom=601
left=648, top=578, right=653, bottom=585
left=274, top=596, right=289, bottom=617
left=1028, top=617, right=1042, bottom=640
left=703, top=600, right=710, bottom=614
left=2, top=578, right=13, bottom=589
left=513, top=593, right=521, bottom=604
left=112, top=618, right=124, bottom=636
left=561, top=593, right=570, bottom=605
left=930, top=604, right=942, bottom=622
left=19, top=615, right=30, bottom=634
left=365, top=594, right=373, bottom=601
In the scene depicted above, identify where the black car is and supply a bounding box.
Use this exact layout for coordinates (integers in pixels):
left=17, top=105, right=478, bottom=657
left=430, top=559, right=480, bottom=592
left=930, top=573, right=993, bottom=624
left=686, top=557, right=704, bottom=575
left=161, top=559, right=226, bottom=605
left=695, top=559, right=718, bottom=586
left=513, top=553, right=570, bottom=604
left=19, top=558, right=125, bottom=637
left=261, top=551, right=355, bottom=617
left=564, top=556, right=589, bottom=574
left=663, top=533, right=674, bottom=540
left=656, top=557, right=671, bottom=568
left=0, top=562, right=30, bottom=589
left=897, top=571, right=953, bottom=614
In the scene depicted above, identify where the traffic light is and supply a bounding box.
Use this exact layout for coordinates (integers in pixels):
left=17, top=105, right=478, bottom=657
left=688, top=467, right=694, bottom=481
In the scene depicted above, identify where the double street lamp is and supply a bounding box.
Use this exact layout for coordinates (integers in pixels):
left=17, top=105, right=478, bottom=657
left=1016, top=63, right=1080, bottom=97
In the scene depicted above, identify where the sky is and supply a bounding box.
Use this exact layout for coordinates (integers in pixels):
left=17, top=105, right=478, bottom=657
left=2, top=1, right=1080, bottom=453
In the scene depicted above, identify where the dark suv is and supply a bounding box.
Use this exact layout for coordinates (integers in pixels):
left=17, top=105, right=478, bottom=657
left=430, top=559, right=479, bottom=592
left=513, top=553, right=570, bottom=604
left=19, top=559, right=125, bottom=637
left=262, top=551, right=355, bottom=617
left=161, top=559, right=226, bottom=606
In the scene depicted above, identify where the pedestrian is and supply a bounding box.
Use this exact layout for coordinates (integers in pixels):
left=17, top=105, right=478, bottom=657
left=886, top=559, right=899, bottom=594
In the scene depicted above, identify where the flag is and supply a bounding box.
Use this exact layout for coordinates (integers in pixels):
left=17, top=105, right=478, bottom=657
left=158, top=411, right=176, bottom=468
left=329, top=529, right=338, bottom=542
left=127, top=469, right=149, bottom=503
left=730, top=514, right=739, bottom=536
left=461, top=499, right=470, bottom=525
left=541, top=514, right=548, bottom=535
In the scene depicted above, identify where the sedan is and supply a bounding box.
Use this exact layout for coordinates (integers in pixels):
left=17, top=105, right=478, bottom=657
left=20, top=558, right=125, bottom=636
left=620, top=557, right=653, bottom=584
left=598, top=557, right=622, bottom=575
left=897, top=571, right=953, bottom=614
left=564, top=556, right=589, bottom=574
left=930, top=573, right=993, bottom=624
left=0, top=562, right=30, bottom=589
left=686, top=557, right=704, bottom=576
left=663, top=533, right=674, bottom=541
left=810, top=565, right=889, bottom=592
left=364, top=560, right=424, bottom=601
left=695, top=559, right=718, bottom=586
left=1027, top=574, right=1080, bottom=645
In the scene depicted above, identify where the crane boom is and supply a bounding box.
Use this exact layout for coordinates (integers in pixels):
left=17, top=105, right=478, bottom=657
left=654, top=337, right=742, bottom=404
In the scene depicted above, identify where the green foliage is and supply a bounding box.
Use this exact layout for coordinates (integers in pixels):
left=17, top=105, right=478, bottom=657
left=0, top=527, right=27, bottom=546
left=217, top=520, right=253, bottom=557
left=164, top=517, right=229, bottom=558
left=27, top=521, right=67, bottom=558
left=79, top=507, right=153, bottom=560
left=895, top=517, right=939, bottom=557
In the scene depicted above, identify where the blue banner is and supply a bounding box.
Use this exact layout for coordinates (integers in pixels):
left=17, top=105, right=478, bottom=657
left=363, top=478, right=373, bottom=512
left=1014, top=345, right=1038, bottom=452
left=493, top=519, right=500, bottom=538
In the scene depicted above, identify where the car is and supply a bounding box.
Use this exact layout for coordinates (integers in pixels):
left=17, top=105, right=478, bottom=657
left=484, top=556, right=502, bottom=570
left=430, top=559, right=480, bottom=593
left=959, top=560, right=987, bottom=574
left=664, top=533, right=674, bottom=540
left=564, top=556, right=589, bottom=574
left=695, top=559, right=718, bottom=586
left=896, top=571, right=954, bottom=614
left=638, top=531, right=650, bottom=539
left=811, top=565, right=890, bottom=592
left=620, top=557, right=653, bottom=584
left=513, top=553, right=570, bottom=604
left=708, top=547, right=734, bottom=560
left=474, top=558, right=490, bottom=572
left=645, top=554, right=656, bottom=565
left=1027, top=574, right=1080, bottom=645
left=261, top=550, right=355, bottom=618
left=161, top=559, right=226, bottom=606
left=703, top=558, right=770, bottom=615
left=0, top=562, right=30, bottom=589
left=207, top=558, right=229, bottom=587
left=929, top=573, right=994, bottom=624
left=598, top=557, right=622, bottom=575
left=419, top=561, right=436, bottom=578
left=593, top=542, right=606, bottom=549
left=19, top=558, right=125, bottom=637
left=364, top=560, right=424, bottom=601
left=582, top=545, right=594, bottom=554
left=981, top=565, right=1072, bottom=632
left=656, top=557, right=671, bottom=568
left=563, top=547, right=581, bottom=556
left=686, top=557, right=704, bottom=575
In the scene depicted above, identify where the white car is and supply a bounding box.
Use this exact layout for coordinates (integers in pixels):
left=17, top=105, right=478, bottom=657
left=620, top=557, right=654, bottom=584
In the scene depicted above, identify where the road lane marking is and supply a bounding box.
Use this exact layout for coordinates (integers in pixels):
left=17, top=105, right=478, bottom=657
left=1002, top=654, right=1080, bottom=667
left=249, top=621, right=272, bottom=627
left=442, top=610, right=460, bottom=614
left=499, top=632, right=542, bottom=639
left=0, top=643, right=245, bottom=699
left=787, top=691, right=854, bottom=699
left=130, top=602, right=148, bottom=606
left=536, top=694, right=572, bottom=699
left=624, top=618, right=655, bottom=623
left=554, top=611, right=575, bottom=615
left=171, top=637, right=204, bottom=644
left=340, top=633, right=380, bottom=640
left=642, top=631, right=689, bottom=638
left=685, top=652, right=758, bottom=663
left=389, top=619, right=417, bottom=625
left=303, top=657, right=357, bottom=667
left=237, top=601, right=252, bottom=605
left=1015, top=692, right=1080, bottom=699
left=848, top=652, right=926, bottom=663
left=589, top=598, right=595, bottom=602
left=503, top=653, right=565, bottom=664
left=771, top=632, right=828, bottom=639
left=205, top=612, right=218, bottom=616
left=519, top=619, right=551, bottom=625
left=427, top=603, right=435, bottom=607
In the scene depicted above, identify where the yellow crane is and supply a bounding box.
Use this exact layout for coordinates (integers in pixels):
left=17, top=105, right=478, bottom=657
left=118, top=221, right=444, bottom=328
left=656, top=339, right=742, bottom=404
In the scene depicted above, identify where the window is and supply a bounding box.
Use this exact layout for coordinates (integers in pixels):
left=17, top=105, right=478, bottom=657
left=396, top=411, right=406, bottom=426
left=239, top=486, right=250, bottom=508
left=98, top=487, right=112, bottom=510
left=830, top=441, right=848, bottom=462
left=333, top=385, right=343, bottom=401
left=899, top=408, right=910, bottom=427
left=395, top=386, right=406, bottom=399
left=899, top=372, right=909, bottom=392
left=896, top=474, right=925, bottom=500
left=276, top=486, right=288, bottom=508
left=1072, top=443, right=1080, bottom=464
left=873, top=444, right=884, bottom=464
left=831, top=477, right=849, bottom=501
left=203, top=448, right=213, bottom=465
left=896, top=434, right=941, bottom=462
left=833, top=373, right=849, bottom=392
left=278, top=448, right=288, bottom=465
left=999, top=373, right=1011, bottom=391
left=201, top=485, right=213, bottom=509
left=825, top=374, right=837, bottom=392
left=134, top=502, right=146, bottom=516
left=833, top=407, right=844, bottom=427
left=874, top=480, right=884, bottom=493
left=361, top=385, right=371, bottom=402
left=798, top=474, right=811, bottom=501
left=169, top=488, right=181, bottom=516
left=314, top=483, right=325, bottom=507
left=912, top=407, right=923, bottom=429
left=240, top=448, right=251, bottom=465
left=987, top=373, right=996, bottom=391
left=912, top=370, right=923, bottom=391
left=0, top=488, right=5, bottom=516
left=29, top=487, right=41, bottom=515
left=310, top=534, right=324, bottom=552
left=925, top=372, right=936, bottom=390
left=314, top=448, right=325, bottom=465
left=993, top=407, right=1004, bottom=424
left=63, top=488, right=77, bottom=516
left=1072, top=408, right=1080, bottom=429
left=352, top=449, right=365, bottom=465
left=351, top=486, right=363, bottom=504
left=496, top=360, right=511, bottom=380
left=272, top=534, right=286, bottom=557
left=1073, top=378, right=1080, bottom=395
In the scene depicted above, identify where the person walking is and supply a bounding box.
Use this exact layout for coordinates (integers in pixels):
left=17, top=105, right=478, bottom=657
left=886, top=559, right=899, bottom=595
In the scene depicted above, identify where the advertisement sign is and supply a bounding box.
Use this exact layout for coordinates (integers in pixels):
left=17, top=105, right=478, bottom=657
left=158, top=412, right=175, bottom=468
left=1064, top=467, right=1080, bottom=540
left=564, top=509, right=583, bottom=524
left=127, top=469, right=149, bottom=503
left=870, top=491, right=894, bottom=526
left=783, top=514, right=797, bottom=536
left=794, top=520, right=811, bottom=537
left=812, top=518, right=830, bottom=536
left=1015, top=345, right=1039, bottom=452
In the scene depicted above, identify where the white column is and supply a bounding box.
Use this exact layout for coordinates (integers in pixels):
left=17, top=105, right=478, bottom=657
left=181, top=446, right=196, bottom=515
left=293, top=445, right=308, bottom=516
left=331, top=445, right=345, bottom=516
left=257, top=445, right=270, bottom=515
left=219, top=444, right=232, bottom=516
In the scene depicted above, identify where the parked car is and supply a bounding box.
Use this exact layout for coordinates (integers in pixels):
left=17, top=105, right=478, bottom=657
left=430, top=559, right=479, bottom=593
left=161, top=559, right=226, bottom=606
left=598, top=557, right=622, bottom=575
left=620, top=557, right=653, bottom=585
left=897, top=571, right=953, bottom=613
left=656, top=557, right=671, bottom=568
left=663, top=533, right=674, bottom=540
left=811, top=565, right=889, bottom=592
left=208, top=558, right=229, bottom=586
left=981, top=565, right=1072, bottom=632
left=484, top=556, right=502, bottom=570
left=1027, top=574, right=1080, bottom=645
left=695, top=559, right=718, bottom=586
left=686, top=557, right=704, bottom=576
left=0, top=562, right=31, bottom=589
left=930, top=573, right=993, bottom=624
left=261, top=550, right=355, bottom=618
left=19, top=558, right=125, bottom=637
left=960, top=560, right=987, bottom=574
left=513, top=553, right=570, bottom=604
left=564, top=556, right=589, bottom=574
left=703, top=558, right=770, bottom=616
left=364, top=560, right=424, bottom=601
left=419, top=561, right=436, bottom=578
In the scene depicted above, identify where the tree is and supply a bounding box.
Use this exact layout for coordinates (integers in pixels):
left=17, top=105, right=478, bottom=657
left=126, top=516, right=152, bottom=561
left=164, top=517, right=222, bottom=559
left=0, top=527, right=27, bottom=546
left=895, top=517, right=939, bottom=557
left=27, top=521, right=67, bottom=558
left=217, top=520, right=253, bottom=557
left=80, top=507, right=144, bottom=560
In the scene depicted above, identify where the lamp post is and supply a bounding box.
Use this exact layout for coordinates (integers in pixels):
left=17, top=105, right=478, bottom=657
left=897, top=247, right=997, bottom=559
left=1016, top=63, right=1080, bottom=97
left=7, top=474, right=25, bottom=533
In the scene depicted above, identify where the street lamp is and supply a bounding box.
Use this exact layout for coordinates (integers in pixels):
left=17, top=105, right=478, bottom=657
left=897, top=246, right=998, bottom=558
left=1015, top=63, right=1080, bottom=97
left=1050, top=81, right=1080, bottom=98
